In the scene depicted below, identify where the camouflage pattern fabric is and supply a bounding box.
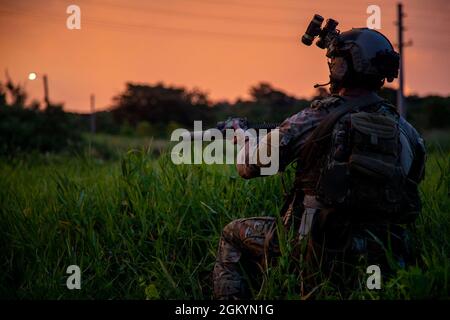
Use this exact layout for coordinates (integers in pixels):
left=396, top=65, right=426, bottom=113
left=213, top=94, right=425, bottom=299
left=214, top=97, right=345, bottom=299
left=212, top=217, right=279, bottom=299
left=236, top=95, right=344, bottom=178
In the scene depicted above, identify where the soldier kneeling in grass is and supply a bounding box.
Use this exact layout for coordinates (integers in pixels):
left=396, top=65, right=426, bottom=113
left=212, top=26, right=426, bottom=299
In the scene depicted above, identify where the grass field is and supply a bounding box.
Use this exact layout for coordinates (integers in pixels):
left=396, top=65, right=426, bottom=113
left=0, top=137, right=449, bottom=299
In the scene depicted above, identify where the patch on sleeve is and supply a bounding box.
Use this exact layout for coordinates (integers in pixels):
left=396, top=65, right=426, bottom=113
left=310, top=99, right=323, bottom=109
left=310, top=96, right=342, bottom=110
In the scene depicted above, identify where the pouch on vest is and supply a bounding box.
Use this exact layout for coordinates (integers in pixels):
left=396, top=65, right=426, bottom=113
left=316, top=109, right=408, bottom=221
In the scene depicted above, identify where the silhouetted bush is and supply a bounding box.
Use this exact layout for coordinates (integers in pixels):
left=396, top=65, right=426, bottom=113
left=0, top=81, right=82, bottom=155
left=0, top=104, right=82, bottom=155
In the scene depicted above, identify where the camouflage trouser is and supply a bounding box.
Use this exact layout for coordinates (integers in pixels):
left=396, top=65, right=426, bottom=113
left=212, top=214, right=413, bottom=299
left=212, top=217, right=280, bottom=300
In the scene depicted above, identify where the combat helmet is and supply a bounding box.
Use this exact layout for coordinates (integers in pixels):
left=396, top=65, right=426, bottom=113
left=326, top=28, right=400, bottom=92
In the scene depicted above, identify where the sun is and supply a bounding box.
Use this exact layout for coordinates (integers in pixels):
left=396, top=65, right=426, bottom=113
left=28, top=72, right=37, bottom=81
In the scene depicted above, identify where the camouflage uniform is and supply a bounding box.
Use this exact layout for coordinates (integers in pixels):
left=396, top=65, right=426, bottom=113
left=212, top=94, right=425, bottom=299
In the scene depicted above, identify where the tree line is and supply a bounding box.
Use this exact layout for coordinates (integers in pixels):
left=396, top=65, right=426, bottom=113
left=1, top=78, right=449, bottom=155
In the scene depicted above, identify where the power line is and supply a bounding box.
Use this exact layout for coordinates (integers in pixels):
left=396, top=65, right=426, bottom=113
left=5, top=1, right=449, bottom=35
left=216, top=0, right=450, bottom=17
left=84, top=0, right=303, bottom=27
left=1, top=3, right=447, bottom=47
left=87, top=17, right=294, bottom=42
left=169, top=0, right=362, bottom=14
left=74, top=0, right=450, bottom=36
left=397, top=3, right=407, bottom=117
left=0, top=9, right=296, bottom=43
left=169, top=0, right=450, bottom=21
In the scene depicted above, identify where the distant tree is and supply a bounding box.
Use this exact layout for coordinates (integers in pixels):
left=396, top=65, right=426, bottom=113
left=379, top=86, right=397, bottom=104
left=136, top=121, right=153, bottom=137
left=312, top=87, right=329, bottom=100
left=0, top=83, right=6, bottom=107
left=424, top=96, right=450, bottom=129
left=0, top=79, right=81, bottom=155
left=247, top=82, right=308, bottom=122
left=249, top=82, right=296, bottom=108
left=4, top=70, right=27, bottom=107
left=110, top=82, right=211, bottom=129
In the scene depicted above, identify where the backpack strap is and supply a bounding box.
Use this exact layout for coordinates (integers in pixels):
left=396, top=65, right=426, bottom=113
left=299, top=93, right=386, bottom=172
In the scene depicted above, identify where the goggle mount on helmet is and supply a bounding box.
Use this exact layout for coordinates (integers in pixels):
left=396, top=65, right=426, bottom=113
left=301, top=14, right=341, bottom=88
left=301, top=14, right=340, bottom=50
left=301, top=14, right=400, bottom=90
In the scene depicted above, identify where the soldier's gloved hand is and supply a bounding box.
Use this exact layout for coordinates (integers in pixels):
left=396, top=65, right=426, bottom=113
left=217, top=117, right=248, bottom=132
left=217, top=118, right=248, bottom=145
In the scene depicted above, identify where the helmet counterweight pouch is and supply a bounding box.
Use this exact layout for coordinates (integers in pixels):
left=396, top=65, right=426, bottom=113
left=348, top=112, right=399, bottom=182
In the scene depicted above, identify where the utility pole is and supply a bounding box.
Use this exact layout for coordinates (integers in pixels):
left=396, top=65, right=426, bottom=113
left=396, top=3, right=406, bottom=118
left=43, top=74, right=50, bottom=108
left=90, top=94, right=96, bottom=134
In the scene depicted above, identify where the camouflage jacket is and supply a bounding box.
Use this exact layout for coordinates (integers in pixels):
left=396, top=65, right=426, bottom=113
left=236, top=94, right=425, bottom=190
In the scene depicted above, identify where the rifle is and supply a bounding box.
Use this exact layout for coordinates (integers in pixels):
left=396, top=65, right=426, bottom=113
left=182, top=117, right=280, bottom=140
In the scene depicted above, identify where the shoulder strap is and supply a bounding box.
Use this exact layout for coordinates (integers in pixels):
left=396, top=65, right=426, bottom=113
left=299, top=93, right=385, bottom=171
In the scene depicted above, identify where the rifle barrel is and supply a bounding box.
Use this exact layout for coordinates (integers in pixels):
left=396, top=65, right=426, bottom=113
left=248, top=122, right=280, bottom=130
left=181, top=123, right=280, bottom=141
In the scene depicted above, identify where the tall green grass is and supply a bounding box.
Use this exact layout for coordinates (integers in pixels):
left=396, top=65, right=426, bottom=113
left=0, top=147, right=448, bottom=299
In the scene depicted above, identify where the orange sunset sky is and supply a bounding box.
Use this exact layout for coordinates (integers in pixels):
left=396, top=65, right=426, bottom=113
left=1, top=0, right=449, bottom=113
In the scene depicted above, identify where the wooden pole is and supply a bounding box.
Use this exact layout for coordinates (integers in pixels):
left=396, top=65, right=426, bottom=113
left=90, top=94, right=96, bottom=134
left=396, top=3, right=405, bottom=117
left=43, top=74, right=50, bottom=108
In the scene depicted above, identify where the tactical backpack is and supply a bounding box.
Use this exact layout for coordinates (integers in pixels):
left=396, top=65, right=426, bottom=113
left=299, top=93, right=421, bottom=223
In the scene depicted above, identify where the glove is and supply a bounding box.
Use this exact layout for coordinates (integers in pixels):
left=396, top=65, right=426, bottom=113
left=216, top=117, right=248, bottom=133
left=217, top=117, right=248, bottom=145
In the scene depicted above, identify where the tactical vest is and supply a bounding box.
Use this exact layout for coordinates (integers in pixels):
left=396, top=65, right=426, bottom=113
left=295, top=93, right=421, bottom=224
